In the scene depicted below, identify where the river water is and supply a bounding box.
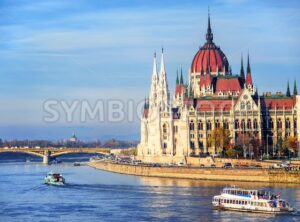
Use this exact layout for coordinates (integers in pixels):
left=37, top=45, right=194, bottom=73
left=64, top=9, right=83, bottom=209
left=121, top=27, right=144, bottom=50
left=1, top=156, right=300, bottom=222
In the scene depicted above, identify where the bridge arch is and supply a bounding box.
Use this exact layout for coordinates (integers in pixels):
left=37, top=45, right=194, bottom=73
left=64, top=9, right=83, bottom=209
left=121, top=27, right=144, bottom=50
left=51, top=151, right=108, bottom=158
left=0, top=150, right=44, bottom=158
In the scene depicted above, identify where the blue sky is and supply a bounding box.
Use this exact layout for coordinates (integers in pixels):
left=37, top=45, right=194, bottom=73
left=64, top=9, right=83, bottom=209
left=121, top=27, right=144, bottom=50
left=0, top=0, right=299, bottom=141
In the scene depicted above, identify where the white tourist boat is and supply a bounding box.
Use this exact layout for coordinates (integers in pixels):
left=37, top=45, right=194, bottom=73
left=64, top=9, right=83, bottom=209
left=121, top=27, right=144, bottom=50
left=212, top=187, right=294, bottom=214
left=44, top=172, right=65, bottom=186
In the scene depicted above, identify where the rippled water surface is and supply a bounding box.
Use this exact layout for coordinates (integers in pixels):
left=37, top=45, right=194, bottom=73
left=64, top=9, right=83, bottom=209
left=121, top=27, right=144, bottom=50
left=1, top=160, right=300, bottom=222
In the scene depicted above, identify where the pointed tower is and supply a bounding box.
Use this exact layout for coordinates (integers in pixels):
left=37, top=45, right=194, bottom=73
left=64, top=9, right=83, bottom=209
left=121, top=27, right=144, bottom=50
left=245, top=53, right=253, bottom=87
left=158, top=48, right=170, bottom=111
left=240, top=54, right=245, bottom=79
left=206, top=8, right=213, bottom=44
left=294, top=80, right=298, bottom=96
left=149, top=53, right=159, bottom=111
left=180, top=68, right=184, bottom=85
left=286, top=81, right=291, bottom=97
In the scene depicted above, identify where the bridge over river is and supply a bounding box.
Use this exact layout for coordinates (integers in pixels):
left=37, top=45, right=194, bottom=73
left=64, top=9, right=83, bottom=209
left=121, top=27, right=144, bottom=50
left=0, top=148, right=111, bottom=164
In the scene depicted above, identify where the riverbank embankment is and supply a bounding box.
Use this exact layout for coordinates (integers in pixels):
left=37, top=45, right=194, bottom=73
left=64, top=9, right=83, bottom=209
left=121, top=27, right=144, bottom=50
left=88, top=160, right=300, bottom=184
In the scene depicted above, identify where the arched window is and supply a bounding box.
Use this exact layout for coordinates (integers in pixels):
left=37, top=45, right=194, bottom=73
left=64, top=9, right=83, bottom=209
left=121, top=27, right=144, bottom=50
left=240, top=102, right=245, bottom=110
left=215, top=120, right=220, bottom=129
left=190, top=141, right=195, bottom=149
left=235, top=120, right=239, bottom=130
left=241, top=119, right=246, bottom=131
left=163, top=143, right=167, bottom=154
left=246, top=102, right=251, bottom=110
left=277, top=118, right=282, bottom=129
left=247, top=119, right=252, bottom=129
left=285, top=118, right=291, bottom=129
left=254, top=119, right=258, bottom=130
left=163, top=124, right=168, bottom=134
left=270, top=119, right=274, bottom=129
left=198, top=120, right=203, bottom=130
left=163, top=123, right=168, bottom=140
left=207, top=120, right=212, bottom=131
left=189, top=121, right=194, bottom=131
left=224, top=120, right=229, bottom=130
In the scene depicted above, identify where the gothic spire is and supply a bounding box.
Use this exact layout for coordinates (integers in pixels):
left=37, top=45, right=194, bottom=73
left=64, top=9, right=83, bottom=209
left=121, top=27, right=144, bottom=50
left=294, top=80, right=298, bottom=96
left=152, top=52, right=158, bottom=77
left=149, top=53, right=158, bottom=110
left=247, top=53, right=251, bottom=74
left=180, top=67, right=184, bottom=84
left=240, top=54, right=245, bottom=79
left=286, top=81, right=291, bottom=97
left=206, top=8, right=213, bottom=43
left=159, top=47, right=166, bottom=74
left=176, top=69, right=179, bottom=85
left=245, top=53, right=253, bottom=86
left=158, top=49, right=170, bottom=111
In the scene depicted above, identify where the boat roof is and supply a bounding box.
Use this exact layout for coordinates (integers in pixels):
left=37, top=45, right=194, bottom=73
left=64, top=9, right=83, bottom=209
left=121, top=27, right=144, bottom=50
left=223, top=187, right=265, bottom=193
left=47, top=172, right=61, bottom=175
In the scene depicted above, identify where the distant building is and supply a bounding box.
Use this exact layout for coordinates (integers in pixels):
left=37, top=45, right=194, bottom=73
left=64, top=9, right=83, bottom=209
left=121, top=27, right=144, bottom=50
left=69, top=133, right=78, bottom=142
left=137, top=13, right=300, bottom=162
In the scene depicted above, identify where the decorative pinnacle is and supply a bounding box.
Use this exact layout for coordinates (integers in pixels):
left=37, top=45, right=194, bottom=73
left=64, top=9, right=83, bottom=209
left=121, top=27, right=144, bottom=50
left=247, top=52, right=251, bottom=74
left=206, top=7, right=213, bottom=43
left=180, top=67, right=184, bottom=84
left=240, top=53, right=245, bottom=78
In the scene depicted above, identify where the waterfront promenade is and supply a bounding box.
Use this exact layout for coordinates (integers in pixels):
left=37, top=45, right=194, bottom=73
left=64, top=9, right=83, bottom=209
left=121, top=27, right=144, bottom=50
left=89, top=160, right=300, bottom=184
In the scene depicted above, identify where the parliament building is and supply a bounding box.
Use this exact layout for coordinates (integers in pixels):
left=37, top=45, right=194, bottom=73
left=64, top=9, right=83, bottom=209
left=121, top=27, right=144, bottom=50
left=137, top=14, right=300, bottom=162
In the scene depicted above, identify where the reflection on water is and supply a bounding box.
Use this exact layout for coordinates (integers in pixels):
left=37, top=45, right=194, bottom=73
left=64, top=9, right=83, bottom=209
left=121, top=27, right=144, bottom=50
left=0, top=161, right=300, bottom=222
left=139, top=176, right=300, bottom=189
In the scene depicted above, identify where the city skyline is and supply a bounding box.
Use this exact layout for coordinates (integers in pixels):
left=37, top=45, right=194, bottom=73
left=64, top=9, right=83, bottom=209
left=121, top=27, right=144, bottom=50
left=0, top=0, right=300, bottom=140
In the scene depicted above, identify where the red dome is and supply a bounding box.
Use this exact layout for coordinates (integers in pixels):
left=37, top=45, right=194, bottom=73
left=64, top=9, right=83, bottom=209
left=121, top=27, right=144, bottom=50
left=191, top=13, right=229, bottom=74
left=191, top=43, right=228, bottom=73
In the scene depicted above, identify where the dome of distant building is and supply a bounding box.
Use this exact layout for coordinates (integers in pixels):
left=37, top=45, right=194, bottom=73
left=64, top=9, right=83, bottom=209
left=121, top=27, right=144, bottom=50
left=191, top=14, right=229, bottom=74
left=69, top=133, right=77, bottom=142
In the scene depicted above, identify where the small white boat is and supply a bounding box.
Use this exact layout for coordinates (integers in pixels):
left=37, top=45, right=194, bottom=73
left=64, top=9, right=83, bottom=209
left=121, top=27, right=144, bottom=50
left=212, top=186, right=294, bottom=214
left=44, top=172, right=65, bottom=186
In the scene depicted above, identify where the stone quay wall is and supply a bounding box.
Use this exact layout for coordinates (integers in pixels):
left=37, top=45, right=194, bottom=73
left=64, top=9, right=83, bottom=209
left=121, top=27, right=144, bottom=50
left=135, top=156, right=300, bottom=168
left=89, top=160, right=300, bottom=184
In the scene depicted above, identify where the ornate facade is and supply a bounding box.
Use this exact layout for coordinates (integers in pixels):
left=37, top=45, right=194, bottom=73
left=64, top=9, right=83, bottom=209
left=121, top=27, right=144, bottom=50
left=137, top=14, right=300, bottom=161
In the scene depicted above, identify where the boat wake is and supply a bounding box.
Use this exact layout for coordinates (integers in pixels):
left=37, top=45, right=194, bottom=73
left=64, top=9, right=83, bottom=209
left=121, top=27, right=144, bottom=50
left=291, top=210, right=300, bottom=216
